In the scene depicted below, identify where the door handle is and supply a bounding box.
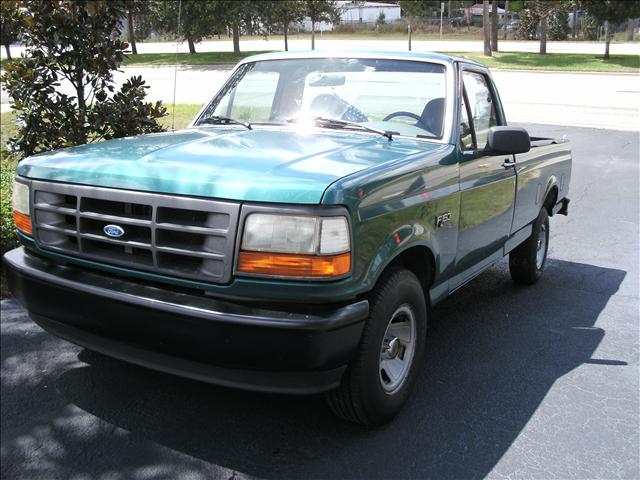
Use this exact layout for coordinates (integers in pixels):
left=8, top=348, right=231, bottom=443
left=502, top=159, right=516, bottom=169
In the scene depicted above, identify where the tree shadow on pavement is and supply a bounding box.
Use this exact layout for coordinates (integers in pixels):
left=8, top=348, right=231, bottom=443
left=0, top=259, right=628, bottom=479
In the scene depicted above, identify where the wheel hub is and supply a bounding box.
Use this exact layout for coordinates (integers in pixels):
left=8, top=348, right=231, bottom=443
left=378, top=304, right=417, bottom=394
left=382, top=337, right=400, bottom=359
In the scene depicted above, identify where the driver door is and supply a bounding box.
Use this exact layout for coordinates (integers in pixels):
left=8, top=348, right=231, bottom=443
left=453, top=68, right=516, bottom=285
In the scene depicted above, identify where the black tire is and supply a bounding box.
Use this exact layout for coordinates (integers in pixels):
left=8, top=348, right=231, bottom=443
left=509, top=208, right=549, bottom=285
left=325, top=268, right=427, bottom=425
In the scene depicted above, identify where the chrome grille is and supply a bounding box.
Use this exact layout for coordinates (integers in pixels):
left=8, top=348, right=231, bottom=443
left=30, top=180, right=240, bottom=283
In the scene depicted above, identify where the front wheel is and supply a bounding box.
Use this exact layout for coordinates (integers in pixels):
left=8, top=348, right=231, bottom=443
left=325, top=268, right=427, bottom=425
left=509, top=208, right=549, bottom=285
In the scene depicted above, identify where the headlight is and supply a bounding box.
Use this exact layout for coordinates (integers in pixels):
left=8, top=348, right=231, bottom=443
left=12, top=180, right=32, bottom=235
left=237, top=213, right=351, bottom=279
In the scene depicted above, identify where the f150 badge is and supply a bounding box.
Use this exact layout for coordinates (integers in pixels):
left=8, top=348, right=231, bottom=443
left=435, top=212, right=452, bottom=228
left=103, top=224, right=125, bottom=238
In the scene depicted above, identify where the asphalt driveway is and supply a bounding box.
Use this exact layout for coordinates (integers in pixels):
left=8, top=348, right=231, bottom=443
left=1, top=124, right=638, bottom=480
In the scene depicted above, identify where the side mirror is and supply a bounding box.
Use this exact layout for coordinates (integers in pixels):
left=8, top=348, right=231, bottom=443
left=486, top=126, right=531, bottom=155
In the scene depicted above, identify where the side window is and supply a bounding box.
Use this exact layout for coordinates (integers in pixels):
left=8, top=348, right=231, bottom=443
left=226, top=71, right=280, bottom=122
left=462, top=71, right=498, bottom=150
left=459, top=94, right=474, bottom=150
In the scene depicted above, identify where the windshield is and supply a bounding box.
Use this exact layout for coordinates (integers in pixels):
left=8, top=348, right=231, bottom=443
left=196, top=58, right=448, bottom=139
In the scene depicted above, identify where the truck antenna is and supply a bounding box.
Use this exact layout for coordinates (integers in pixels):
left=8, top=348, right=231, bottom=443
left=171, top=0, right=182, bottom=131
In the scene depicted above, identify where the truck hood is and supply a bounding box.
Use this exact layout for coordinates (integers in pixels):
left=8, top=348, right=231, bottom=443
left=17, top=127, right=442, bottom=204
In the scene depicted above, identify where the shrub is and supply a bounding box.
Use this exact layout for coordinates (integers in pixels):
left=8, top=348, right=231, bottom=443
left=516, top=9, right=540, bottom=40
left=549, top=10, right=570, bottom=40
left=0, top=157, right=19, bottom=255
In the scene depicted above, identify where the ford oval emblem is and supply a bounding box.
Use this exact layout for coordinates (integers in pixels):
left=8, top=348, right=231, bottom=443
left=103, top=224, right=125, bottom=238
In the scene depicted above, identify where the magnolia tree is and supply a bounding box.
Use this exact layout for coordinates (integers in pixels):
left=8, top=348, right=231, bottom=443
left=2, top=0, right=166, bottom=157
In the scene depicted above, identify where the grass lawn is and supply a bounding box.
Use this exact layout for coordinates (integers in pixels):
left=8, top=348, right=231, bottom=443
left=121, top=49, right=639, bottom=73
left=122, top=51, right=273, bottom=66
left=446, top=51, right=640, bottom=73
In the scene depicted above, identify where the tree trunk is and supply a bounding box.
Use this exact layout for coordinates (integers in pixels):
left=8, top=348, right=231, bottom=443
left=232, top=24, right=240, bottom=54
left=284, top=22, right=289, bottom=51
left=311, top=20, right=315, bottom=50
left=604, top=20, right=610, bottom=60
left=491, top=0, right=498, bottom=51
left=447, top=0, right=451, bottom=19
left=127, top=10, right=137, bottom=55
left=187, top=36, right=196, bottom=54
left=572, top=7, right=577, bottom=39
left=408, top=22, right=412, bottom=51
left=503, top=0, right=509, bottom=40
left=4, top=44, right=11, bottom=60
left=627, top=18, right=636, bottom=41
left=483, top=0, right=491, bottom=56
left=539, top=15, right=547, bottom=54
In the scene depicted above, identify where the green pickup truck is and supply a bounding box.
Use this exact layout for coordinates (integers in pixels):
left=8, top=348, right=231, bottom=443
left=4, top=51, right=571, bottom=425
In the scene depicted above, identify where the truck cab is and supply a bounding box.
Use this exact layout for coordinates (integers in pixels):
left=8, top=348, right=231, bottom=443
left=5, top=51, right=571, bottom=425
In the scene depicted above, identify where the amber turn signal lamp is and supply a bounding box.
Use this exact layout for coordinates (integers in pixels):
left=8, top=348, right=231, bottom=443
left=12, top=211, right=32, bottom=235
left=237, top=251, right=351, bottom=278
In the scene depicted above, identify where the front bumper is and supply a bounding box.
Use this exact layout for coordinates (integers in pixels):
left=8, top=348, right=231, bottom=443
left=3, top=247, right=369, bottom=394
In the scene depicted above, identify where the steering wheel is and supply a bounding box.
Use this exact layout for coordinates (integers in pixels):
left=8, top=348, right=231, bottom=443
left=383, top=111, right=428, bottom=131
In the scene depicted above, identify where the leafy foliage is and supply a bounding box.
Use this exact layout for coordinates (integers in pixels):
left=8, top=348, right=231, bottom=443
left=548, top=10, right=570, bottom=40
left=583, top=0, right=640, bottom=58
left=0, top=0, right=22, bottom=59
left=0, top=157, right=19, bottom=255
left=146, top=0, right=221, bottom=53
left=516, top=8, right=540, bottom=39
left=1, top=0, right=166, bottom=157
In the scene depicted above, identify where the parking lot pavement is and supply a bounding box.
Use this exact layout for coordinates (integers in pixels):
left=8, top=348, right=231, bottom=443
left=1, top=125, right=638, bottom=480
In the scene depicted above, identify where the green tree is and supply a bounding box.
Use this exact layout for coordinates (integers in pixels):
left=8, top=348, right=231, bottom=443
left=0, top=0, right=22, bottom=60
left=148, top=0, right=220, bottom=54
left=125, top=0, right=152, bottom=55
left=1, top=0, right=166, bottom=156
left=533, top=0, right=562, bottom=54
left=491, top=0, right=498, bottom=51
left=264, top=0, right=306, bottom=51
left=399, top=0, right=430, bottom=51
left=483, top=0, right=491, bottom=56
left=306, top=0, right=341, bottom=50
left=584, top=0, right=640, bottom=59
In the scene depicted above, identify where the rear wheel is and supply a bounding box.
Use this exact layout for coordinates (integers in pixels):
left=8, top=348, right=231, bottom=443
left=325, top=268, right=427, bottom=425
left=509, top=208, right=549, bottom=285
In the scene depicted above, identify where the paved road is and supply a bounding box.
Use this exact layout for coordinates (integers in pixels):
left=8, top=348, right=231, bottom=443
left=4, top=65, right=637, bottom=131
left=1, top=124, right=638, bottom=479
left=3, top=38, right=640, bottom=58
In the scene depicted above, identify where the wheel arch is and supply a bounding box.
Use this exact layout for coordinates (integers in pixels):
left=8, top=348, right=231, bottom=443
left=372, top=243, right=436, bottom=304
left=543, top=183, right=559, bottom=216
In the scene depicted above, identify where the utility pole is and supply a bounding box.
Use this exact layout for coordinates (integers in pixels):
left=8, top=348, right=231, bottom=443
left=440, top=2, right=444, bottom=41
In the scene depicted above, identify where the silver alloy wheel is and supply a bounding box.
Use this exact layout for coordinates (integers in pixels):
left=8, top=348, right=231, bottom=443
left=536, top=223, right=547, bottom=269
left=379, top=304, right=417, bottom=394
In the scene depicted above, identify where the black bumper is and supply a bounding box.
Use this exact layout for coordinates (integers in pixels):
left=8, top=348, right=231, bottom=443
left=3, top=247, right=369, bottom=394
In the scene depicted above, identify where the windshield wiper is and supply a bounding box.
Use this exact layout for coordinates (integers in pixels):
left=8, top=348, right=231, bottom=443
left=288, top=117, right=394, bottom=141
left=197, top=116, right=252, bottom=130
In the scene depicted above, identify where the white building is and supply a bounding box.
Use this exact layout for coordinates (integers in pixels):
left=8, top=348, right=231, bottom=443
left=300, top=1, right=402, bottom=32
